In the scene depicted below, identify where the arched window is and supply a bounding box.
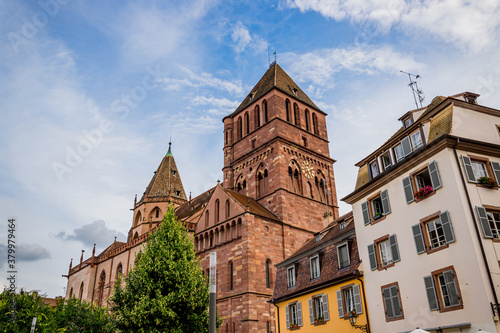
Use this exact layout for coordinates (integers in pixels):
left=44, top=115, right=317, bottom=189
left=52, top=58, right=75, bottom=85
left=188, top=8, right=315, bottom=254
left=194, top=236, right=199, bottom=251
left=225, top=131, right=228, bottom=145
left=237, top=218, right=242, bottom=237
left=209, top=230, right=214, bottom=248
left=69, top=287, right=73, bottom=298
left=231, top=220, right=236, bottom=238
left=263, top=100, right=268, bottom=123
left=255, top=105, right=260, bottom=128
left=305, top=109, right=310, bottom=131
left=215, top=200, right=220, bottom=223
left=229, top=261, right=234, bottom=290
left=315, top=172, right=326, bottom=202
left=307, top=181, right=313, bottom=198
left=98, top=270, right=106, bottom=306
left=220, top=225, right=225, bottom=242
left=134, top=212, right=142, bottom=227
left=245, top=112, right=250, bottom=135
left=257, top=166, right=269, bottom=198
left=236, top=174, right=245, bottom=194
left=225, top=199, right=230, bottom=218
left=116, top=263, right=123, bottom=279
left=237, top=117, right=242, bottom=140
left=205, top=210, right=210, bottom=228
left=133, top=232, right=139, bottom=239
left=312, top=113, right=318, bottom=135
left=215, top=229, right=219, bottom=245
left=286, top=99, right=291, bottom=122
left=266, top=259, right=272, bottom=288
left=293, top=103, right=300, bottom=126
left=79, top=282, right=84, bottom=300
left=155, top=209, right=160, bottom=218
left=226, top=224, right=231, bottom=241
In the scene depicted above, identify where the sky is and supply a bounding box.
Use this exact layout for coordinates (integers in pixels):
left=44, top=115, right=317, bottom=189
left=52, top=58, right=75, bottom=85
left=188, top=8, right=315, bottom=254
left=1, top=0, right=500, bottom=297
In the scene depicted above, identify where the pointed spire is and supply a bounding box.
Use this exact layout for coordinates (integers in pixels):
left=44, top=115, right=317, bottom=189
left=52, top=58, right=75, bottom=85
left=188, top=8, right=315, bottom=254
left=69, top=258, right=73, bottom=272
left=166, top=139, right=172, bottom=156
left=80, top=250, right=85, bottom=265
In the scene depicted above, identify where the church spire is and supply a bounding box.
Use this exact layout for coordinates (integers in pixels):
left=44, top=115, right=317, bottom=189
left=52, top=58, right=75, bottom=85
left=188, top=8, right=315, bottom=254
left=166, top=139, right=172, bottom=157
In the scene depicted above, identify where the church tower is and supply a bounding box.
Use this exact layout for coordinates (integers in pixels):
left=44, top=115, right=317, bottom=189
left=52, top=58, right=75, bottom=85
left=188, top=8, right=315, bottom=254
left=222, top=63, right=338, bottom=232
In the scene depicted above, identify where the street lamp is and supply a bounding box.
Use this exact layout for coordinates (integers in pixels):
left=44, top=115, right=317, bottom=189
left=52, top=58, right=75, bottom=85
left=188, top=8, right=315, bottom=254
left=348, top=312, right=368, bottom=332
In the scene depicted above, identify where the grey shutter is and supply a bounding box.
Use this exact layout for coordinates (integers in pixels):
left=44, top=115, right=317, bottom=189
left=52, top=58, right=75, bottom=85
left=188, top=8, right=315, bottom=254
left=412, top=224, right=426, bottom=254
left=401, top=136, right=412, bottom=156
left=424, top=276, right=439, bottom=311
left=336, top=290, right=344, bottom=318
left=443, top=270, right=461, bottom=306
left=308, top=299, right=314, bottom=324
left=390, top=286, right=402, bottom=317
left=491, top=161, right=500, bottom=184
left=297, top=302, right=303, bottom=326
left=476, top=206, right=493, bottom=238
left=285, top=305, right=290, bottom=328
left=353, top=285, right=363, bottom=314
left=382, top=288, right=394, bottom=318
left=381, top=189, right=391, bottom=215
left=440, top=211, right=455, bottom=243
left=368, top=244, right=377, bottom=270
left=322, top=294, right=330, bottom=321
left=461, top=155, right=476, bottom=182
left=389, top=234, right=400, bottom=263
left=403, top=176, right=414, bottom=203
left=361, top=201, right=370, bottom=225
left=428, top=160, right=442, bottom=190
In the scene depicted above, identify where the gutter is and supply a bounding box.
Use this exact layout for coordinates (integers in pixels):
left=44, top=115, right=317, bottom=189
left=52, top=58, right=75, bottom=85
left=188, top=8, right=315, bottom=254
left=355, top=270, right=371, bottom=333
left=273, top=302, right=280, bottom=333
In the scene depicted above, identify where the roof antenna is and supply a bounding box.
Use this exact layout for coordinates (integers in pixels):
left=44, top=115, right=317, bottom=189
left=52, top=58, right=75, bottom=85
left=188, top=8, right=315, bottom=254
left=269, top=50, right=277, bottom=68
left=401, top=70, right=424, bottom=109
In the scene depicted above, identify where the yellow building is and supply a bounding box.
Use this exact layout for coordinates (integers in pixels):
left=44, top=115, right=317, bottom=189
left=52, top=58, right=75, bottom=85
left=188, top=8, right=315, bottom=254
left=271, top=212, right=370, bottom=333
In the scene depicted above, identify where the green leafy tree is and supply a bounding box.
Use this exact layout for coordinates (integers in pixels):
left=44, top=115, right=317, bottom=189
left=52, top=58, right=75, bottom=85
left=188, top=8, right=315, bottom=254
left=111, top=206, right=213, bottom=333
left=52, top=297, right=116, bottom=332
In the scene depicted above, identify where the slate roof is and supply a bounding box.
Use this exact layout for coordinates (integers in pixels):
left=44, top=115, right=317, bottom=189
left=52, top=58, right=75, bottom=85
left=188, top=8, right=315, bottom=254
left=227, top=63, right=321, bottom=119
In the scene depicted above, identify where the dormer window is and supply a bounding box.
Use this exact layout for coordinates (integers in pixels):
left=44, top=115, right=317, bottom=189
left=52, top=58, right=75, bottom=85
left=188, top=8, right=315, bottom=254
left=410, top=130, right=423, bottom=150
left=248, top=92, right=256, bottom=100
left=403, top=115, right=414, bottom=128
left=290, top=86, right=298, bottom=96
left=339, top=221, right=347, bottom=230
left=370, top=160, right=380, bottom=178
left=381, top=151, right=392, bottom=171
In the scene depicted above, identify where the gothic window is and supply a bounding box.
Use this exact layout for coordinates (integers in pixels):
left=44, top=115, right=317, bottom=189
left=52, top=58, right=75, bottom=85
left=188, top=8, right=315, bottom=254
left=69, top=288, right=73, bottom=298
left=255, top=105, right=260, bottom=128
left=245, top=112, right=250, bottom=135
left=229, top=261, right=234, bottom=290
left=263, top=100, right=268, bottom=123
left=215, top=229, right=219, bottom=246
left=134, top=212, right=142, bottom=227
left=155, top=208, right=160, bottom=219
left=288, top=161, right=302, bottom=194
left=286, top=99, right=291, bottom=122
left=220, top=226, right=225, bottom=242
left=205, top=210, right=210, bottom=228
left=237, top=117, right=242, bottom=140
left=305, top=109, right=310, bottom=131
left=209, top=230, right=214, bottom=247
left=79, top=282, right=84, bottom=301
left=226, top=199, right=230, bottom=218
left=315, top=173, right=326, bottom=203
left=133, top=232, right=139, bottom=239
left=194, top=236, right=199, bottom=251
left=98, top=270, right=106, bottom=306
left=215, top=199, right=220, bottom=223
left=236, top=175, right=245, bottom=194
left=257, top=167, right=269, bottom=198
left=266, top=259, right=272, bottom=288
left=237, top=218, right=242, bottom=237
left=225, top=131, right=228, bottom=145
left=312, top=113, right=318, bottom=135
left=116, top=263, right=123, bottom=279
left=306, top=181, right=313, bottom=198
left=293, top=103, right=300, bottom=126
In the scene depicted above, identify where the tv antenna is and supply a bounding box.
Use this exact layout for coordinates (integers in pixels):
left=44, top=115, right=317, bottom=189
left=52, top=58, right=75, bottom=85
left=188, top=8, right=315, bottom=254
left=401, top=70, right=424, bottom=109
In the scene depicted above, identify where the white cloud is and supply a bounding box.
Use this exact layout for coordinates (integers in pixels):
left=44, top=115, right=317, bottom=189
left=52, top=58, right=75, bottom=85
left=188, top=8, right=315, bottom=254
left=285, top=0, right=500, bottom=51
left=56, top=220, right=127, bottom=249
left=231, top=21, right=253, bottom=52
left=190, top=96, right=239, bottom=115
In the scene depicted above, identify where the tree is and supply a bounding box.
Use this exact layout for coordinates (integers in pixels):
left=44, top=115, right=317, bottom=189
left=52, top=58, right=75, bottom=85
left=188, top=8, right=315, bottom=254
left=111, top=206, right=212, bottom=332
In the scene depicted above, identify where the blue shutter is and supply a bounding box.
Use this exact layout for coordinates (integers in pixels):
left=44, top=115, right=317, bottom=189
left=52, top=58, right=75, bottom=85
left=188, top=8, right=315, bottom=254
left=403, top=176, right=414, bottom=203
left=336, top=290, right=344, bottom=318
left=476, top=206, right=493, bottom=238
left=322, top=294, right=330, bottom=321
left=491, top=161, right=500, bottom=184
left=285, top=305, right=290, bottom=328
left=412, top=224, right=426, bottom=254
left=424, top=276, right=439, bottom=311
left=401, top=136, right=412, bottom=156
left=389, top=234, right=400, bottom=263
left=361, top=201, right=370, bottom=225
left=368, top=244, right=377, bottom=270
left=381, top=189, right=391, bottom=215
left=461, top=155, right=476, bottom=182
left=308, top=299, right=314, bottom=324
left=440, top=211, right=455, bottom=243
left=428, top=160, right=442, bottom=190
left=297, top=302, right=303, bottom=327
left=353, top=285, right=363, bottom=314
left=443, top=270, right=461, bottom=306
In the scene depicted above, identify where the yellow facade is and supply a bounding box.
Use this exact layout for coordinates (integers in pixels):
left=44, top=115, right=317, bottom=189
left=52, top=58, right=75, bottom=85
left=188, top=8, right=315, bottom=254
left=276, top=277, right=369, bottom=333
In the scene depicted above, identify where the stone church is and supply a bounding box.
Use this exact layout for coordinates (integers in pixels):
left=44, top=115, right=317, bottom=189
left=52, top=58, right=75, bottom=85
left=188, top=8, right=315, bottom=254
left=64, top=63, right=339, bottom=332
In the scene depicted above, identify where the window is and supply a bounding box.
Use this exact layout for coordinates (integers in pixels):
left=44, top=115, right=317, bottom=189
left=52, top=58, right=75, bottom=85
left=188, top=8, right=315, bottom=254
left=286, top=302, right=303, bottom=329
left=476, top=206, right=500, bottom=239
left=225, top=199, right=230, bottom=218
left=339, top=221, right=346, bottom=230
left=310, top=255, right=320, bottom=279
left=336, top=285, right=363, bottom=318
left=263, top=100, right=268, bottom=123
left=403, top=116, right=414, bottom=128
left=312, top=113, right=318, bottom=135
left=215, top=200, right=220, bottom=223
left=381, top=283, right=403, bottom=321
left=205, top=210, right=209, bottom=228
left=245, top=112, right=250, bottom=135
left=237, top=117, right=242, bottom=140
left=266, top=260, right=271, bottom=288
left=410, top=130, right=423, bottom=150
left=257, top=168, right=269, bottom=198
left=369, top=160, right=379, bottom=178
left=424, top=266, right=462, bottom=312
left=116, top=263, right=123, bottom=278
left=255, top=105, right=260, bottom=128
left=293, top=103, right=300, bottom=126
left=155, top=209, right=160, bottom=218
left=305, top=109, right=310, bottom=131
left=308, top=294, right=330, bottom=323
left=79, top=282, right=84, bottom=300
left=287, top=266, right=296, bottom=288
left=368, top=234, right=400, bottom=270
left=462, top=155, right=500, bottom=185
left=286, top=99, right=291, bottom=122
left=412, top=211, right=455, bottom=254
left=251, top=138, right=256, bottom=149
left=381, top=151, right=392, bottom=171
left=393, top=136, right=412, bottom=162
left=69, top=288, right=73, bottom=298
left=394, top=143, right=404, bottom=162
left=337, top=243, right=350, bottom=269
left=361, top=190, right=391, bottom=225
left=402, top=161, right=441, bottom=204
left=302, top=136, right=308, bottom=147
left=229, top=261, right=234, bottom=290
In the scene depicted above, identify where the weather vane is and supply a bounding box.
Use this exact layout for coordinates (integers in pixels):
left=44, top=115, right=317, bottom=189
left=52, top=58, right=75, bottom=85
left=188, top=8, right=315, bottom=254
left=401, top=70, right=424, bottom=109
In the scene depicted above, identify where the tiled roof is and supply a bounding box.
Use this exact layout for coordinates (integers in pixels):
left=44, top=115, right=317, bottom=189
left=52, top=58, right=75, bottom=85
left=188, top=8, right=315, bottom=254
left=175, top=187, right=215, bottom=222
left=223, top=187, right=279, bottom=221
left=272, top=212, right=359, bottom=302
left=228, top=63, right=321, bottom=118
left=428, top=104, right=453, bottom=143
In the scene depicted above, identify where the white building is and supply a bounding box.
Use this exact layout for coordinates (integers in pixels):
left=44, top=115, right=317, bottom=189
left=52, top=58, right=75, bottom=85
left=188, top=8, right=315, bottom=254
left=343, top=92, right=500, bottom=333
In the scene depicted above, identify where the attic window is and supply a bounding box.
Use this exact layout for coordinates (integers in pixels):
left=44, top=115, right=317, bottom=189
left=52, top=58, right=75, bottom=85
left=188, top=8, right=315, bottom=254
left=248, top=92, right=256, bottom=100
left=290, top=87, right=298, bottom=96
left=176, top=191, right=181, bottom=196
left=402, top=116, right=414, bottom=129
left=172, top=170, right=177, bottom=176
left=315, top=233, right=323, bottom=242
left=340, top=222, right=347, bottom=230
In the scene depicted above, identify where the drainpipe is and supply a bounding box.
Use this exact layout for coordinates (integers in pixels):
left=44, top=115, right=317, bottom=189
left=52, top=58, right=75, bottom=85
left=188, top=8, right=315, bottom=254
left=273, top=301, right=280, bottom=333
left=452, top=139, right=499, bottom=307
left=355, top=270, right=371, bottom=333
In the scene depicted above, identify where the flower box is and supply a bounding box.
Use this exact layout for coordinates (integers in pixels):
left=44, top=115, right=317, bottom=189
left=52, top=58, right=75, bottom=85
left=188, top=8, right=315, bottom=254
left=478, top=176, right=498, bottom=188
left=414, top=185, right=433, bottom=199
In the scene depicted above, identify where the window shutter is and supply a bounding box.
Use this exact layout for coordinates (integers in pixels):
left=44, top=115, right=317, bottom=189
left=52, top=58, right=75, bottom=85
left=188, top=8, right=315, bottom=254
left=412, top=224, right=426, bottom=254
left=491, top=161, right=500, bottom=184
left=443, top=270, right=461, bottom=306
left=424, top=276, right=439, bottom=311
left=368, top=244, right=378, bottom=270
left=322, top=294, right=330, bottom=321
left=308, top=299, right=314, bottom=324
left=461, top=155, right=476, bottom=182
left=382, top=288, right=394, bottom=318
left=389, top=234, right=400, bottom=263
left=428, top=160, right=442, bottom=190
left=440, top=211, right=455, bottom=243
left=336, top=290, right=344, bottom=318
left=401, top=136, right=412, bottom=156
left=381, top=189, right=391, bottom=215
left=402, top=176, right=414, bottom=203
left=285, top=305, right=290, bottom=328
left=353, top=285, right=363, bottom=314
left=476, top=206, right=493, bottom=238
left=390, top=286, right=402, bottom=317
left=361, top=201, right=370, bottom=225
left=297, top=302, right=303, bottom=327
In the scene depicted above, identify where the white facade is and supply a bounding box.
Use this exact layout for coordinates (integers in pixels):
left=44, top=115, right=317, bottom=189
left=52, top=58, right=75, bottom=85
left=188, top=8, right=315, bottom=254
left=343, top=93, right=500, bottom=333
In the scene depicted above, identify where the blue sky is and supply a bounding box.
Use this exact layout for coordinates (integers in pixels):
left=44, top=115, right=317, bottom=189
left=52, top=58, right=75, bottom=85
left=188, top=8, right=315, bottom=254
left=1, top=0, right=500, bottom=297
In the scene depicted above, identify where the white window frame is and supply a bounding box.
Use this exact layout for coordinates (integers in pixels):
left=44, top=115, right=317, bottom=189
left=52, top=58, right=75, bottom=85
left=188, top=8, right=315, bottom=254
left=381, top=151, right=392, bottom=170
left=378, top=239, right=393, bottom=267
left=394, top=144, right=404, bottom=161
left=310, top=255, right=320, bottom=279
left=343, top=287, right=355, bottom=314
left=337, top=243, right=350, bottom=269
left=426, top=218, right=447, bottom=249
left=410, top=130, right=423, bottom=150
left=313, top=296, right=323, bottom=319
left=370, top=160, right=379, bottom=178
left=290, top=303, right=298, bottom=325
left=287, top=266, right=296, bottom=288
left=471, top=160, right=489, bottom=179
